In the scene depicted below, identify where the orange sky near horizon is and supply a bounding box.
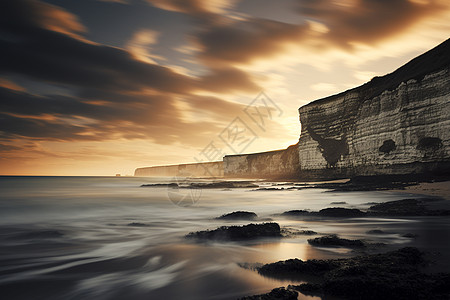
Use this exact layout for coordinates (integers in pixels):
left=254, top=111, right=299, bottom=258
left=1, top=0, right=449, bottom=176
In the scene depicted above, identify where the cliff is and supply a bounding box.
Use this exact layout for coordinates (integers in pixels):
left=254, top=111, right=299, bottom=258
left=134, top=161, right=223, bottom=177
left=297, top=38, right=450, bottom=179
left=135, top=39, right=450, bottom=180
left=224, top=144, right=299, bottom=179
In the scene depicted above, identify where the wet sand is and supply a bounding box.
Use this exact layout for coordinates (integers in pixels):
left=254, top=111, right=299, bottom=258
left=391, top=180, right=450, bottom=200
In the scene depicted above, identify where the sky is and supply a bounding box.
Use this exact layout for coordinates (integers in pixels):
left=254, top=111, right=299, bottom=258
left=0, top=0, right=449, bottom=176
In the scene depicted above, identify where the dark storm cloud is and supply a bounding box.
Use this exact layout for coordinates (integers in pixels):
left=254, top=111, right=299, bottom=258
left=0, top=2, right=193, bottom=94
left=195, top=18, right=307, bottom=66
left=0, top=112, right=90, bottom=141
left=192, top=0, right=447, bottom=65
left=0, top=0, right=261, bottom=146
left=0, top=0, right=259, bottom=94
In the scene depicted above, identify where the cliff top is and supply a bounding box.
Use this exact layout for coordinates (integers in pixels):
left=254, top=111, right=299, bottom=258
left=302, top=38, right=450, bottom=109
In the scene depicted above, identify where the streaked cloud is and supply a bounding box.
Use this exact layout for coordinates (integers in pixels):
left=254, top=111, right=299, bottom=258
left=1, top=0, right=449, bottom=175
left=126, top=29, right=165, bottom=64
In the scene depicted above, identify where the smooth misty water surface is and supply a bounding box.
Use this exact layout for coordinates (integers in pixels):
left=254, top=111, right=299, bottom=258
left=0, top=176, right=449, bottom=300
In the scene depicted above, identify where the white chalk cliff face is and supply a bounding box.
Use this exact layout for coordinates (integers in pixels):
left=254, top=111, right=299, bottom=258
left=298, top=40, right=450, bottom=179
left=136, top=39, right=450, bottom=180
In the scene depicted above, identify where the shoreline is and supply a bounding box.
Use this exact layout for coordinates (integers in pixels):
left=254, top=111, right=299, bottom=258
left=390, top=180, right=450, bottom=201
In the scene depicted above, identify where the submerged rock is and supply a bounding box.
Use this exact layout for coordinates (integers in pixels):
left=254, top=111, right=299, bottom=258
left=140, top=183, right=178, bottom=187
left=281, top=228, right=317, bottom=237
left=307, top=235, right=365, bottom=248
left=254, top=187, right=285, bottom=191
left=238, top=287, right=298, bottom=300
left=216, top=211, right=257, bottom=220
left=280, top=210, right=310, bottom=217
left=281, top=208, right=366, bottom=218
left=317, top=207, right=366, bottom=218
left=255, top=247, right=450, bottom=299
left=369, top=198, right=450, bottom=216
left=296, top=230, right=317, bottom=235
left=369, top=198, right=423, bottom=215
left=127, top=222, right=150, bottom=227
left=366, top=229, right=386, bottom=234
left=186, top=222, right=281, bottom=241
left=188, top=181, right=258, bottom=189
left=402, top=233, right=418, bottom=238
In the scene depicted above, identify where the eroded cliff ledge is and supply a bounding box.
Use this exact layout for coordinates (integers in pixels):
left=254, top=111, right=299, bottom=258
left=297, top=38, right=450, bottom=180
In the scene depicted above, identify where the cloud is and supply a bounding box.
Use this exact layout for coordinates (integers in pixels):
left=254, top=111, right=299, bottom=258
left=97, top=0, right=129, bottom=4
left=0, top=78, right=26, bottom=92
left=0, top=0, right=262, bottom=95
left=297, top=0, right=446, bottom=49
left=0, top=86, right=226, bottom=146
left=0, top=30, right=194, bottom=95
left=126, top=29, right=165, bottom=64
left=189, top=0, right=449, bottom=67
left=196, top=67, right=261, bottom=94
left=0, top=0, right=87, bottom=40
left=194, top=18, right=307, bottom=66
left=146, top=0, right=239, bottom=20
left=0, top=0, right=265, bottom=152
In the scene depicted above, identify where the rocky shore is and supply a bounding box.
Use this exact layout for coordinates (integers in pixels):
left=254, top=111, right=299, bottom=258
left=179, top=178, right=450, bottom=299
left=255, top=247, right=450, bottom=300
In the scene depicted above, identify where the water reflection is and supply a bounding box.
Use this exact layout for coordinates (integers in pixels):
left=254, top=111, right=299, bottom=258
left=0, top=177, right=448, bottom=299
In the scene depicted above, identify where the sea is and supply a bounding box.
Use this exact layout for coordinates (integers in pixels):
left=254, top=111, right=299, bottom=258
left=0, top=176, right=449, bottom=300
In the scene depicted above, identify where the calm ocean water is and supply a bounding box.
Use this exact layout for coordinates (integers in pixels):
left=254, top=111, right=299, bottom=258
left=0, top=176, right=448, bottom=300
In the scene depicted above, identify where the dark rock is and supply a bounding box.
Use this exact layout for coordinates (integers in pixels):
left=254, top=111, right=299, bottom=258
left=379, top=139, right=396, bottom=153
left=297, top=230, right=317, bottom=235
left=127, top=222, right=150, bottom=227
left=317, top=207, right=366, bottom=218
left=281, top=228, right=317, bottom=237
left=216, top=211, right=258, bottom=220
left=280, top=210, right=310, bottom=217
left=140, top=183, right=178, bottom=187
left=254, top=187, right=283, bottom=191
left=290, top=283, right=322, bottom=296
left=366, top=230, right=385, bottom=234
left=417, top=137, right=443, bottom=151
left=281, top=208, right=366, bottom=218
left=307, top=126, right=348, bottom=167
left=186, top=223, right=281, bottom=241
left=258, top=258, right=340, bottom=277
left=330, top=201, right=347, bottom=204
left=369, top=198, right=424, bottom=215
left=307, top=235, right=365, bottom=248
left=238, top=287, right=298, bottom=300
left=256, top=247, right=450, bottom=299
left=368, top=198, right=450, bottom=216
left=306, top=175, right=421, bottom=191
left=188, top=181, right=258, bottom=189
left=402, top=233, right=418, bottom=238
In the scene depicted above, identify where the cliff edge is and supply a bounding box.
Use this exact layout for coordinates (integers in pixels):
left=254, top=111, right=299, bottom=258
left=297, top=38, right=450, bottom=179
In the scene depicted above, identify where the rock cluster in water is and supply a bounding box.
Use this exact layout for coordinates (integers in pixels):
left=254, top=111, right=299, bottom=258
left=252, top=247, right=450, bottom=300
left=186, top=223, right=281, bottom=241
left=215, top=211, right=258, bottom=220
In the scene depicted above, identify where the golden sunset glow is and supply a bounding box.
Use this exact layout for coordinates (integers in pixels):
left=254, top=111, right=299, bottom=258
left=1, top=0, right=449, bottom=175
